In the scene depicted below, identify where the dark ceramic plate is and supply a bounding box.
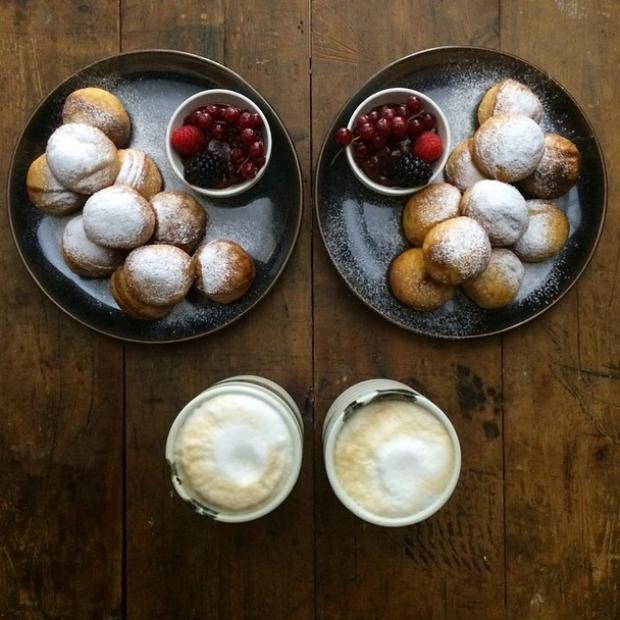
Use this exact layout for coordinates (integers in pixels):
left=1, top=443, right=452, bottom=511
left=8, top=50, right=302, bottom=343
left=315, top=47, right=606, bottom=338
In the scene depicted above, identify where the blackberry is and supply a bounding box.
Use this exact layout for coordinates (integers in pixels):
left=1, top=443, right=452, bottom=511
left=391, top=154, right=432, bottom=187
left=184, top=153, right=226, bottom=188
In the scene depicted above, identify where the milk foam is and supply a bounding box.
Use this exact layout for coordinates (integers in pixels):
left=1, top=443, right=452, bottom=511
left=334, top=399, right=455, bottom=518
left=175, top=392, right=294, bottom=513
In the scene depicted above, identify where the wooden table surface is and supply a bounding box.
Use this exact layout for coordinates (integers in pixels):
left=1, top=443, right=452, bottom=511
left=1, top=1, right=619, bottom=618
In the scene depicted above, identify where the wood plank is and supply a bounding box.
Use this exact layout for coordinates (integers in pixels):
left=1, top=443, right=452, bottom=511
left=0, top=2, right=123, bottom=618
left=120, top=2, right=314, bottom=618
left=501, top=1, right=620, bottom=617
left=311, top=2, right=505, bottom=618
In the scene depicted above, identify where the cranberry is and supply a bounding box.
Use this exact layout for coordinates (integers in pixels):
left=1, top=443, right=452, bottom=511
left=334, top=128, right=353, bottom=147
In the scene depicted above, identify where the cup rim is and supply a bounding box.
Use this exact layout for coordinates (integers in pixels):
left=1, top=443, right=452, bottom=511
left=345, top=87, right=451, bottom=197
left=165, top=381, right=303, bottom=523
left=323, top=380, right=462, bottom=527
left=165, top=88, right=272, bottom=198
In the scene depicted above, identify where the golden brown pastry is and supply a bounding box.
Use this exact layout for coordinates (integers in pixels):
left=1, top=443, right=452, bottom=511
left=62, top=87, right=131, bottom=147
left=114, top=149, right=162, bottom=199
left=460, top=179, right=528, bottom=246
left=193, top=240, right=255, bottom=303
left=422, top=216, right=491, bottom=285
left=518, top=134, right=581, bottom=199
left=444, top=138, right=487, bottom=191
left=46, top=123, right=119, bottom=194
left=402, top=183, right=461, bottom=246
left=82, top=185, right=155, bottom=249
left=462, top=249, right=525, bottom=309
left=512, top=200, right=569, bottom=262
left=388, top=248, right=455, bottom=311
left=472, top=113, right=545, bottom=183
left=477, top=79, right=543, bottom=125
left=111, top=244, right=194, bottom=320
left=26, top=154, right=85, bottom=215
left=61, top=215, right=123, bottom=277
left=150, top=191, right=207, bottom=253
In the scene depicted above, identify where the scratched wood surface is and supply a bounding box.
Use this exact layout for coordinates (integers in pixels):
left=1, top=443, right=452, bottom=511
left=0, top=1, right=618, bottom=619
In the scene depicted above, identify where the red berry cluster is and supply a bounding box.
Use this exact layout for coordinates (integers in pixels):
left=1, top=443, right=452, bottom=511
left=334, top=95, right=444, bottom=187
left=171, top=103, right=266, bottom=187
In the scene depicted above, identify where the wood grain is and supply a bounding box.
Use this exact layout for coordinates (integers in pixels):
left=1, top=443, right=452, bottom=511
left=311, top=2, right=505, bottom=619
left=120, top=1, right=313, bottom=618
left=501, top=1, right=620, bottom=618
left=0, top=1, right=123, bottom=618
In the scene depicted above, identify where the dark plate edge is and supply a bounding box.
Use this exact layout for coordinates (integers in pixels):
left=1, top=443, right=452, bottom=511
left=313, top=45, right=608, bottom=340
left=7, top=49, right=304, bottom=345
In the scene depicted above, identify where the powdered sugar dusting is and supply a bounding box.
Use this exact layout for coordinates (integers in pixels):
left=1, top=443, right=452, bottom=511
left=445, top=139, right=486, bottom=190
left=493, top=79, right=543, bottom=122
left=125, top=244, right=192, bottom=305
left=195, top=241, right=235, bottom=295
left=62, top=215, right=122, bottom=267
left=115, top=148, right=148, bottom=188
left=461, top=180, right=528, bottom=246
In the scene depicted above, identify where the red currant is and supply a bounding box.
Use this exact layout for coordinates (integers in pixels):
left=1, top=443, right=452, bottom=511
left=368, top=110, right=380, bottom=123
left=354, top=142, right=369, bottom=158
left=334, top=127, right=353, bottom=147
left=211, top=122, right=226, bottom=140
left=254, top=156, right=266, bottom=169
left=358, top=122, right=376, bottom=142
left=406, top=96, right=423, bottom=114
left=421, top=112, right=436, bottom=129
left=408, top=117, right=424, bottom=137
left=356, top=114, right=370, bottom=128
left=381, top=106, right=396, bottom=120
left=230, top=147, right=246, bottom=165
left=240, top=127, right=256, bottom=145
left=238, top=111, right=253, bottom=129
left=205, top=104, right=219, bottom=117
left=391, top=116, right=408, bottom=137
left=223, top=106, right=240, bottom=124
left=375, top=117, right=392, bottom=136
left=241, top=161, right=258, bottom=179
left=249, top=112, right=263, bottom=129
left=371, top=135, right=387, bottom=149
left=396, top=105, right=408, bottom=118
left=249, top=140, right=265, bottom=159
left=215, top=105, right=227, bottom=120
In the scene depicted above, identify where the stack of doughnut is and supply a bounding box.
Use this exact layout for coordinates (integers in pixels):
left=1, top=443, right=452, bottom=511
left=389, top=78, right=581, bottom=311
left=26, top=87, right=256, bottom=320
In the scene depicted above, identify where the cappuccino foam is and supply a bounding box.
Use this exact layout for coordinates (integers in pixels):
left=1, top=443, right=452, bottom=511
left=334, top=398, right=455, bottom=518
left=174, top=392, right=295, bottom=514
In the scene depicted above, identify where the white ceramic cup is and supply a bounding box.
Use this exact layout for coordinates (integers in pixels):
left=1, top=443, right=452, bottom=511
left=165, top=375, right=303, bottom=523
left=345, top=88, right=451, bottom=197
left=323, top=378, right=461, bottom=527
left=166, top=89, right=272, bottom=198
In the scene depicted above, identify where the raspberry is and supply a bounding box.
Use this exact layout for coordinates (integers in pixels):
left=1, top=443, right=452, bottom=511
left=171, top=125, right=206, bottom=156
left=412, top=131, right=443, bottom=162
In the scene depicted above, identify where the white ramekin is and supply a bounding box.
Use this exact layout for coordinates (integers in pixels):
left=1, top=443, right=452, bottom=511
left=323, top=378, right=461, bottom=527
left=166, top=89, right=272, bottom=198
left=165, top=375, right=303, bottom=523
left=345, top=88, right=451, bottom=197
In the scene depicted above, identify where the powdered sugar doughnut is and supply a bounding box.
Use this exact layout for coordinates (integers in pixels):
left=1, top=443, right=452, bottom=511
left=472, top=113, right=545, bottom=183
left=193, top=240, right=255, bottom=304
left=518, top=134, right=581, bottom=199
left=62, top=87, right=130, bottom=147
left=478, top=79, right=543, bottom=125
left=124, top=244, right=193, bottom=306
left=61, top=215, right=123, bottom=277
left=402, top=183, right=461, bottom=246
left=26, top=154, right=85, bottom=215
left=46, top=123, right=119, bottom=194
left=114, top=149, right=162, bottom=199
left=389, top=248, right=455, bottom=311
left=82, top=185, right=155, bottom=249
left=422, top=216, right=491, bottom=285
left=512, top=200, right=569, bottom=262
left=150, top=191, right=207, bottom=253
left=460, top=180, right=528, bottom=246
left=462, top=249, right=525, bottom=309
left=445, top=138, right=487, bottom=191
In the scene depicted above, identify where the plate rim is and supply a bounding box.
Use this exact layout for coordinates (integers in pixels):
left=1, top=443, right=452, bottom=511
left=313, top=45, right=608, bottom=339
left=7, top=49, right=304, bottom=344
